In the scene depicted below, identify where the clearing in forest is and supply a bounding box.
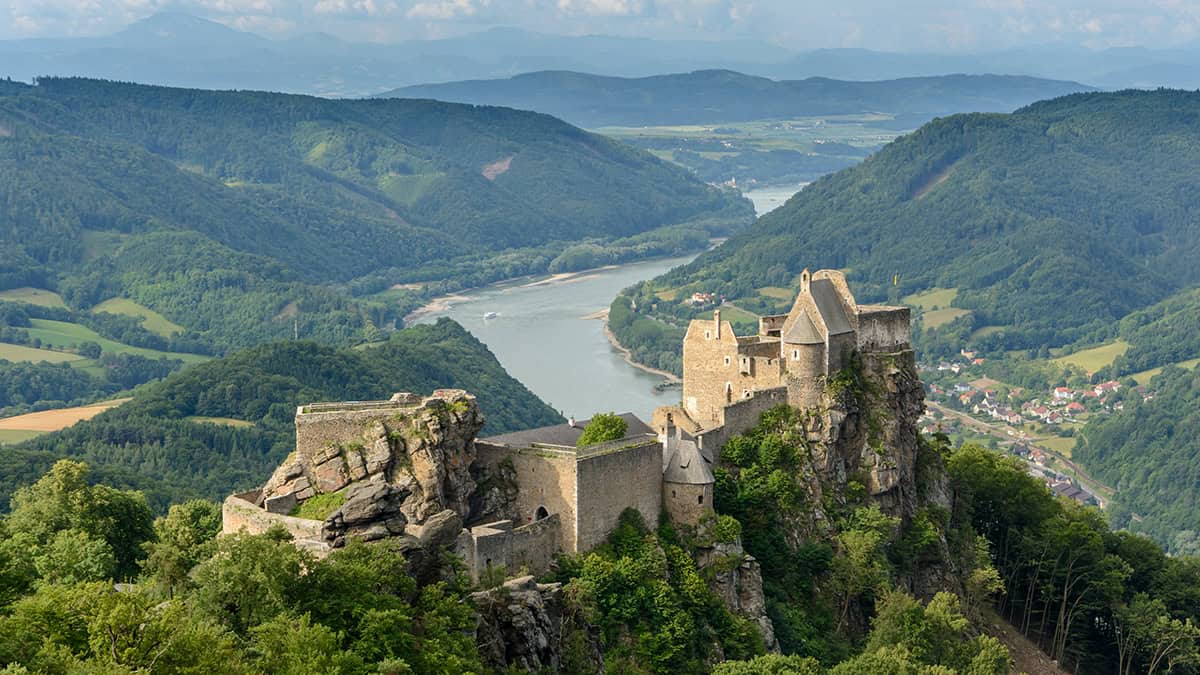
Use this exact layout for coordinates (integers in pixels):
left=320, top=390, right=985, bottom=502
left=0, top=398, right=131, bottom=443
left=0, top=288, right=67, bottom=308
left=93, top=298, right=184, bottom=337
left=1050, top=340, right=1130, bottom=374
left=0, top=343, right=82, bottom=364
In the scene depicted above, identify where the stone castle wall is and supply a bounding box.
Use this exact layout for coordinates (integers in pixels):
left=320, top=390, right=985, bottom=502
left=222, top=491, right=331, bottom=555
left=783, top=343, right=825, bottom=411
left=575, top=440, right=662, bottom=551
left=857, top=307, right=912, bottom=352
left=477, top=441, right=580, bottom=554
left=457, top=514, right=561, bottom=580
left=694, top=387, right=788, bottom=464
left=663, top=481, right=713, bottom=525
left=682, top=317, right=741, bottom=427
left=293, top=393, right=425, bottom=465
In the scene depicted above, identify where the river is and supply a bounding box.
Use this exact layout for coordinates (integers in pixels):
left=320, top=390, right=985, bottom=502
left=413, top=186, right=800, bottom=421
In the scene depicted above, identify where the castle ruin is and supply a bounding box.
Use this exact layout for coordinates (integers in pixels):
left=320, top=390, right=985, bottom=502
left=655, top=269, right=911, bottom=458
left=222, top=268, right=914, bottom=584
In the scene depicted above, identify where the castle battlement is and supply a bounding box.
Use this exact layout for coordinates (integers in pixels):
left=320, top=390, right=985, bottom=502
left=669, top=269, right=912, bottom=456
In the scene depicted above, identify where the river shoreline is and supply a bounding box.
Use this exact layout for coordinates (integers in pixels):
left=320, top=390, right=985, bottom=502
left=402, top=255, right=692, bottom=325
left=588, top=308, right=681, bottom=383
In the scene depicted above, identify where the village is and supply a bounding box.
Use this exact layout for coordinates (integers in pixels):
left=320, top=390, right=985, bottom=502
left=914, top=348, right=1158, bottom=509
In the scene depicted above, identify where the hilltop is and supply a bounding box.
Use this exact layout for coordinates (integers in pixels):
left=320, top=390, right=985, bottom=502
left=0, top=77, right=748, bottom=356
left=383, top=70, right=1094, bottom=128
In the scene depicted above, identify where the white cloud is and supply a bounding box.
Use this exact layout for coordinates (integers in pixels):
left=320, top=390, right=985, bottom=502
left=553, top=0, right=652, bottom=17
left=405, top=0, right=480, bottom=20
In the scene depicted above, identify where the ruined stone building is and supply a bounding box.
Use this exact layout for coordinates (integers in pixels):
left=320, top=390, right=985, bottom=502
left=656, top=269, right=911, bottom=458
left=221, top=394, right=715, bottom=581
left=221, top=268, right=914, bottom=590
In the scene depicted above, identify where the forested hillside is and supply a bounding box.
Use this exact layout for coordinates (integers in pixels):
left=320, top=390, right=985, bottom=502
left=1075, top=366, right=1200, bottom=552
left=620, top=90, right=1200, bottom=358
left=0, top=319, right=562, bottom=510
left=0, top=77, right=749, bottom=355
left=386, top=70, right=1093, bottom=127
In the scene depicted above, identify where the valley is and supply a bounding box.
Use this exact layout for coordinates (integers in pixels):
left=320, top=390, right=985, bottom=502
left=4, top=13, right=1200, bottom=671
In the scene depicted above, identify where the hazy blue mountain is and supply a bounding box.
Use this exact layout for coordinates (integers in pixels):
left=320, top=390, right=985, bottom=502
left=4, top=12, right=1200, bottom=97
left=381, top=70, right=1094, bottom=127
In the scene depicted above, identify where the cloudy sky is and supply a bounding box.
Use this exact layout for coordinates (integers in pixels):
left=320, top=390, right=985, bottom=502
left=4, top=0, right=1200, bottom=51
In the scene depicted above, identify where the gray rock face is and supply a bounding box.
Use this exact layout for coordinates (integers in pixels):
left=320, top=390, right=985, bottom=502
left=259, top=391, right=484, bottom=524
left=322, top=475, right=410, bottom=547
left=472, top=576, right=567, bottom=672
left=697, top=541, right=778, bottom=653
left=247, top=391, right=493, bottom=584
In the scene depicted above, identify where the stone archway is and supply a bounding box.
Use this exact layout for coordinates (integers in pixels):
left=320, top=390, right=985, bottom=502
left=535, top=505, right=549, bottom=521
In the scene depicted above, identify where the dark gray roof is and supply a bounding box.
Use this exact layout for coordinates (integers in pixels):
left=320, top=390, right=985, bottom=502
left=483, top=412, right=653, bottom=448
left=663, top=439, right=715, bottom=485
left=783, top=312, right=823, bottom=345
left=810, top=278, right=853, bottom=335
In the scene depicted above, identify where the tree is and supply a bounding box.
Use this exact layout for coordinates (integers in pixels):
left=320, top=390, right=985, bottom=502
left=577, top=412, right=628, bottom=447
left=189, top=527, right=309, bottom=635
left=142, top=499, right=222, bottom=595
left=5, top=460, right=154, bottom=580
left=249, top=613, right=362, bottom=675
left=33, top=530, right=115, bottom=585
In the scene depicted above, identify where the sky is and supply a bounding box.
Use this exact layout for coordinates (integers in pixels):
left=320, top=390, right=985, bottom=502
left=4, top=0, right=1200, bottom=52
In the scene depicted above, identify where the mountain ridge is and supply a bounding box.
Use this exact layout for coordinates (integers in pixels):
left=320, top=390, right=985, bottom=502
left=381, top=69, right=1095, bottom=127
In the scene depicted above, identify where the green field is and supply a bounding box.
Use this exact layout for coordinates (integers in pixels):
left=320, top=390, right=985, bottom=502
left=0, top=343, right=83, bottom=364
left=922, top=308, right=972, bottom=329
left=1037, top=436, right=1078, bottom=458
left=902, top=287, right=958, bottom=311
left=0, top=429, right=44, bottom=445
left=717, top=305, right=759, bottom=326
left=970, top=326, right=1006, bottom=340
left=25, top=319, right=209, bottom=364
left=186, top=416, right=255, bottom=428
left=597, top=115, right=900, bottom=153
left=1130, top=357, right=1200, bottom=385
left=93, top=298, right=185, bottom=337
left=758, top=286, right=794, bottom=300
left=0, top=287, right=67, bottom=308
left=1051, top=340, right=1131, bottom=373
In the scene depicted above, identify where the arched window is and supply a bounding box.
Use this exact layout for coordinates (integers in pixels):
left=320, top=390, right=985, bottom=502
left=535, top=506, right=549, bottom=521
left=698, top=494, right=704, bottom=505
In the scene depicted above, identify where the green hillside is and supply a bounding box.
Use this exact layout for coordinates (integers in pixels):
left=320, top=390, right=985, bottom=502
left=1075, top=366, right=1200, bottom=552
left=0, top=77, right=750, bottom=354
left=0, top=319, right=562, bottom=510
left=621, top=90, right=1200, bottom=358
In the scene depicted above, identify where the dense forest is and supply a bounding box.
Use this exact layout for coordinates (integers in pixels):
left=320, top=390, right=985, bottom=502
left=2, top=424, right=1197, bottom=672
left=1075, top=366, right=1200, bottom=553
left=0, top=77, right=751, bottom=357
left=0, top=319, right=562, bottom=511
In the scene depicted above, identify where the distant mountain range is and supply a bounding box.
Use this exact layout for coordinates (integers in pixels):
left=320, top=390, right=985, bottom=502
left=5, top=12, right=1200, bottom=97
left=381, top=70, right=1095, bottom=128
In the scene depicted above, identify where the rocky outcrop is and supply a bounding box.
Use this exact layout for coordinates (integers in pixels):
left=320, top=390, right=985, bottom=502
left=256, top=390, right=484, bottom=552
left=697, top=541, right=778, bottom=653
left=468, top=455, right=521, bottom=524
left=472, top=576, right=568, bottom=672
